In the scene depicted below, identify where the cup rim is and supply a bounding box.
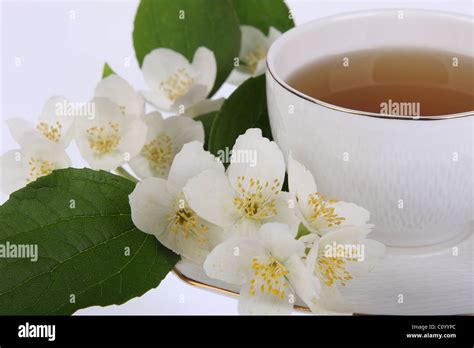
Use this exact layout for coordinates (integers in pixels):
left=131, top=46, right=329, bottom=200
left=266, top=8, right=474, bottom=121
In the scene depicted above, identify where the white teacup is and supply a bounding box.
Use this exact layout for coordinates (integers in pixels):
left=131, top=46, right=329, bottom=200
left=266, top=9, right=473, bottom=246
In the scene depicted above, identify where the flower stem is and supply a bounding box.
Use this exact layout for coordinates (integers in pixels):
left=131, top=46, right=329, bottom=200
left=115, top=166, right=138, bottom=183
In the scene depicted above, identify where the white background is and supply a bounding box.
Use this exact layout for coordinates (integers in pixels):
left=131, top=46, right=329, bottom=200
left=0, top=0, right=472, bottom=315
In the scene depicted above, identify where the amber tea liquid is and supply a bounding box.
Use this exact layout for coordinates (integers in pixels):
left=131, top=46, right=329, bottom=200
left=287, top=48, right=474, bottom=116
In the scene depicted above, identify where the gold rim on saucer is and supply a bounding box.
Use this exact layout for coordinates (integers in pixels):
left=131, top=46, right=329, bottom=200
left=172, top=267, right=370, bottom=314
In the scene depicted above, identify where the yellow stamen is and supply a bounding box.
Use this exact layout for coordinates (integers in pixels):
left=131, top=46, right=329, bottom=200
left=86, top=122, right=121, bottom=155
left=317, top=256, right=354, bottom=287
left=141, top=133, right=174, bottom=177
left=249, top=256, right=289, bottom=298
left=243, top=46, right=266, bottom=74
left=233, top=176, right=280, bottom=221
left=166, top=195, right=209, bottom=244
left=307, top=192, right=345, bottom=228
left=160, top=68, right=194, bottom=101
left=36, top=121, right=62, bottom=143
left=27, top=157, right=56, bottom=182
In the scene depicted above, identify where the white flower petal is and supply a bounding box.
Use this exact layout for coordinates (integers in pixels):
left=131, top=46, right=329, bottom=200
left=301, top=220, right=322, bottom=236
left=310, top=225, right=385, bottom=312
left=237, top=25, right=274, bottom=76
left=204, top=237, right=267, bottom=285
left=183, top=169, right=238, bottom=228
left=305, top=234, right=321, bottom=271
left=267, top=27, right=282, bottom=44
left=299, top=233, right=319, bottom=246
left=21, top=137, right=71, bottom=168
left=350, top=238, right=386, bottom=275
left=318, top=224, right=372, bottom=247
left=327, top=201, right=371, bottom=227
left=228, top=218, right=262, bottom=238
left=138, top=111, right=166, bottom=142
left=118, top=116, right=147, bottom=157
left=127, top=114, right=163, bottom=178
left=257, top=223, right=305, bottom=261
left=0, top=149, right=29, bottom=195
left=158, top=214, right=222, bottom=265
left=75, top=97, right=147, bottom=170
left=161, top=115, right=204, bottom=153
left=183, top=98, right=225, bottom=118
left=240, top=25, right=268, bottom=51
left=90, top=146, right=128, bottom=171
left=171, top=84, right=209, bottom=111
left=306, top=293, right=349, bottom=315
left=304, top=239, right=350, bottom=314
left=227, top=128, right=285, bottom=194
left=238, top=277, right=294, bottom=315
left=5, top=118, right=34, bottom=146
left=38, top=96, right=75, bottom=147
left=95, top=75, right=145, bottom=118
left=268, top=192, right=300, bottom=234
left=288, top=155, right=317, bottom=217
left=129, top=177, right=175, bottom=236
left=138, top=115, right=200, bottom=178
left=74, top=98, right=121, bottom=169
left=191, top=46, right=217, bottom=95
left=253, top=59, right=267, bottom=76
left=320, top=225, right=385, bottom=275
left=128, top=155, right=156, bottom=180
left=142, top=48, right=196, bottom=111
left=168, top=141, right=222, bottom=190
left=288, top=156, right=363, bottom=235
left=142, top=111, right=165, bottom=127
left=142, top=48, right=191, bottom=92
left=0, top=138, right=71, bottom=195
left=141, top=89, right=173, bottom=111
left=239, top=25, right=269, bottom=75
left=315, top=272, right=355, bottom=313
left=284, top=254, right=321, bottom=310
left=226, top=69, right=251, bottom=86
left=130, top=114, right=205, bottom=180
left=7, top=97, right=75, bottom=148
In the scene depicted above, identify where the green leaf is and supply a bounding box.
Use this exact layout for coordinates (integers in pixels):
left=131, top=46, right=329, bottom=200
left=296, top=223, right=312, bottom=240
left=208, top=74, right=271, bottom=155
left=102, top=62, right=115, bottom=78
left=133, top=0, right=241, bottom=96
left=0, top=168, right=179, bottom=315
left=195, top=111, right=218, bottom=151
left=231, top=0, right=294, bottom=34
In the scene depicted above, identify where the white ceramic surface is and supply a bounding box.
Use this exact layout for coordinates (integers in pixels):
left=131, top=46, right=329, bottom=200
left=266, top=9, right=474, bottom=247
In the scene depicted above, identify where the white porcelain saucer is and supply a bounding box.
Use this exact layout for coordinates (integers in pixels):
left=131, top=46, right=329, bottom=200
left=175, top=231, right=473, bottom=315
